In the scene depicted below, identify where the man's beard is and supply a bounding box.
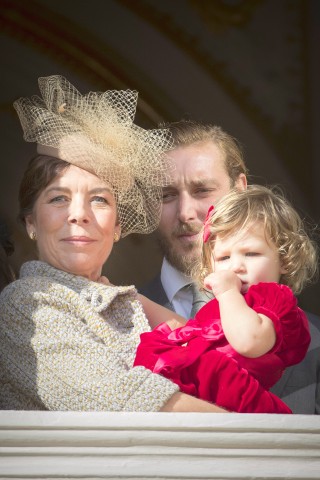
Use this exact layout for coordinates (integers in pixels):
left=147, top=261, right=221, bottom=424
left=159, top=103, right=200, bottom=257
left=156, top=222, right=202, bottom=277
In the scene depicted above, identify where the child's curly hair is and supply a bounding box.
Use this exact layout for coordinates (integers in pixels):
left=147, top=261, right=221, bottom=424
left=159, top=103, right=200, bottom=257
left=196, top=185, right=318, bottom=294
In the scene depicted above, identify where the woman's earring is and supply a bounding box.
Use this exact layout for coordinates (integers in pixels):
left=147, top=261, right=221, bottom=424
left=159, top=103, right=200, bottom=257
left=114, top=232, right=120, bottom=242
left=30, top=231, right=37, bottom=241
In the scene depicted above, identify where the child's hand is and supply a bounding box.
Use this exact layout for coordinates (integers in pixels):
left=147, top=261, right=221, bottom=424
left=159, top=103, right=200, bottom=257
left=204, top=271, right=242, bottom=299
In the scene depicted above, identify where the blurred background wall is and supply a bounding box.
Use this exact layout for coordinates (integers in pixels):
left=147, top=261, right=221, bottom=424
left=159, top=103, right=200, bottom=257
left=1, top=0, right=319, bottom=313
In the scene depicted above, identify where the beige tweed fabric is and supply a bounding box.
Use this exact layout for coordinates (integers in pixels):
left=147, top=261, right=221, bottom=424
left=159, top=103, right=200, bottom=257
left=0, top=261, right=179, bottom=411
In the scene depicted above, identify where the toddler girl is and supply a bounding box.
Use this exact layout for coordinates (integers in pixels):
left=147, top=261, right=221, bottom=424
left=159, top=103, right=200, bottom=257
left=135, top=185, right=318, bottom=413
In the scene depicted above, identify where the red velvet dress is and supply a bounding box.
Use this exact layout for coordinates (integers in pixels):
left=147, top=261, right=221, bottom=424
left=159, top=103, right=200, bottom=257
left=134, top=283, right=311, bottom=413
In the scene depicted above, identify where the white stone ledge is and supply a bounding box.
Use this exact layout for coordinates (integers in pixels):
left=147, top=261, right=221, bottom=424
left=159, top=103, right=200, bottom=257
left=0, top=411, right=319, bottom=479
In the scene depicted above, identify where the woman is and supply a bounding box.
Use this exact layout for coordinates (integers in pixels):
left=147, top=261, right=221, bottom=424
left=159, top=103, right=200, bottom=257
left=0, top=75, right=224, bottom=412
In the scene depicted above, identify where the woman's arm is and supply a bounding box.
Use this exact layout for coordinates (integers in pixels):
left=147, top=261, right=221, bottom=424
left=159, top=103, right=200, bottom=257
left=160, top=392, right=228, bottom=412
left=0, top=279, right=183, bottom=412
left=138, top=293, right=187, bottom=330
left=98, top=277, right=187, bottom=330
left=1, top=291, right=226, bottom=412
left=204, top=271, right=276, bottom=358
left=4, top=278, right=226, bottom=412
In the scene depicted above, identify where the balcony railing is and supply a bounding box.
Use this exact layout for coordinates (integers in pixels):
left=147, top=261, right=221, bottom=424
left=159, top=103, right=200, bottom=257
left=0, top=411, right=319, bottom=479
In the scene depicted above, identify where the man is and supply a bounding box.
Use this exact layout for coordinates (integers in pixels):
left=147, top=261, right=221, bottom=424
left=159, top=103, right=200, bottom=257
left=141, top=119, right=320, bottom=414
left=141, top=120, right=247, bottom=317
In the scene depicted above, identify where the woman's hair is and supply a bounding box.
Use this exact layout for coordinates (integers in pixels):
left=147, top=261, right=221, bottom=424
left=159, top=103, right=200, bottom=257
left=18, top=155, right=70, bottom=225
left=163, top=119, right=248, bottom=186
left=197, top=184, right=318, bottom=294
left=0, top=219, right=16, bottom=291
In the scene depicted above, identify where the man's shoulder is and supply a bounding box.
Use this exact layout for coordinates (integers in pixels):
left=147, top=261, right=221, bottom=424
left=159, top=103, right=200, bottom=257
left=304, top=311, right=320, bottom=349
left=139, top=274, right=169, bottom=306
left=305, top=311, right=320, bottom=330
left=271, top=310, right=320, bottom=414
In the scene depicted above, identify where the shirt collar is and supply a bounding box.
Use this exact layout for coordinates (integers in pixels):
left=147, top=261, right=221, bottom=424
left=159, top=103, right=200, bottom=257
left=160, top=257, right=191, bottom=303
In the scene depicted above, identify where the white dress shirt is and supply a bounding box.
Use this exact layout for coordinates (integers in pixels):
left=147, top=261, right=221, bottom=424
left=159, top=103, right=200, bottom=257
left=160, top=258, right=192, bottom=318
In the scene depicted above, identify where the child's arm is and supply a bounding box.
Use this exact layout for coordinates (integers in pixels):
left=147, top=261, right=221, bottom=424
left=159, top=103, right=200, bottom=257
left=138, top=294, right=187, bottom=330
left=204, top=271, right=276, bottom=358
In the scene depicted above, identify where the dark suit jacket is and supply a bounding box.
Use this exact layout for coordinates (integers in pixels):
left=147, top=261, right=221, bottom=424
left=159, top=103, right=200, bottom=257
left=141, top=274, right=320, bottom=414
left=270, top=311, right=320, bottom=414
left=140, top=274, right=173, bottom=312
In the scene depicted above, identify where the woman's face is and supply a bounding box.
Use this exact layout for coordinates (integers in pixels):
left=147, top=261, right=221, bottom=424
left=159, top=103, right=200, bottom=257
left=25, top=165, right=120, bottom=281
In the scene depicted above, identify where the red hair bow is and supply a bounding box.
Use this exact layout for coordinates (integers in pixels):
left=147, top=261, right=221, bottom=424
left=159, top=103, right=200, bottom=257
left=203, top=205, right=214, bottom=243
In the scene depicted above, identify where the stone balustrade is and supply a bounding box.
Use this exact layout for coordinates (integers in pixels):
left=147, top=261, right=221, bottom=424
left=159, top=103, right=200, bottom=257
left=0, top=411, right=319, bottom=479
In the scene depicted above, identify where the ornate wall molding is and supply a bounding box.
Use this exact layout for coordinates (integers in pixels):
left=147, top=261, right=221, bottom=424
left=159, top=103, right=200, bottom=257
left=119, top=0, right=311, bottom=193
left=0, top=0, right=314, bottom=192
left=0, top=0, right=164, bottom=126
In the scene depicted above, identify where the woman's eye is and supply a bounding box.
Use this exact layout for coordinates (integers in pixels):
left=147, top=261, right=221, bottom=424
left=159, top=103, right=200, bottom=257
left=92, top=196, right=108, bottom=204
left=49, top=195, right=67, bottom=203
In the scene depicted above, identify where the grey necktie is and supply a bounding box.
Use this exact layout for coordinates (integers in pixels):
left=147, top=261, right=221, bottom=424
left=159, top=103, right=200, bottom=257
left=190, top=283, right=211, bottom=318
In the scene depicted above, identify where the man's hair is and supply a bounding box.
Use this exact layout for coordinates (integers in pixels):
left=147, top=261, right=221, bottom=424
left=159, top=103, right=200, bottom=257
left=198, top=185, right=318, bottom=294
left=163, top=119, right=248, bottom=186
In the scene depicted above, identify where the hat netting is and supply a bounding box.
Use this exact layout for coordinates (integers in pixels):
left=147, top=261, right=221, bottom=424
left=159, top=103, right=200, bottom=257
left=13, top=75, right=173, bottom=236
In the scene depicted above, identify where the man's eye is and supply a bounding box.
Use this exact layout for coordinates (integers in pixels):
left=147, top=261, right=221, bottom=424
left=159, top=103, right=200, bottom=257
left=162, top=191, right=176, bottom=202
left=195, top=188, right=216, bottom=196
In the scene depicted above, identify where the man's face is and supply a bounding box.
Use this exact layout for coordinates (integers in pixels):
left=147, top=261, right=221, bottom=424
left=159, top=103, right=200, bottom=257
left=157, top=141, right=247, bottom=275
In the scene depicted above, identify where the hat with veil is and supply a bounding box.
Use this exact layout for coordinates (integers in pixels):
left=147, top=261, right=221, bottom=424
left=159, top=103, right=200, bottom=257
left=13, top=75, right=173, bottom=237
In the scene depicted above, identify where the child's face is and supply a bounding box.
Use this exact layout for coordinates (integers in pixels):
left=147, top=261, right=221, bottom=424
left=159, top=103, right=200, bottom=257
left=212, top=223, right=286, bottom=293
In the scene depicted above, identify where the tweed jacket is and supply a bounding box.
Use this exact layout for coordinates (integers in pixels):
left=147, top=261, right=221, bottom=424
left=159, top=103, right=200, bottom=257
left=142, top=272, right=320, bottom=414
left=0, top=261, right=178, bottom=411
